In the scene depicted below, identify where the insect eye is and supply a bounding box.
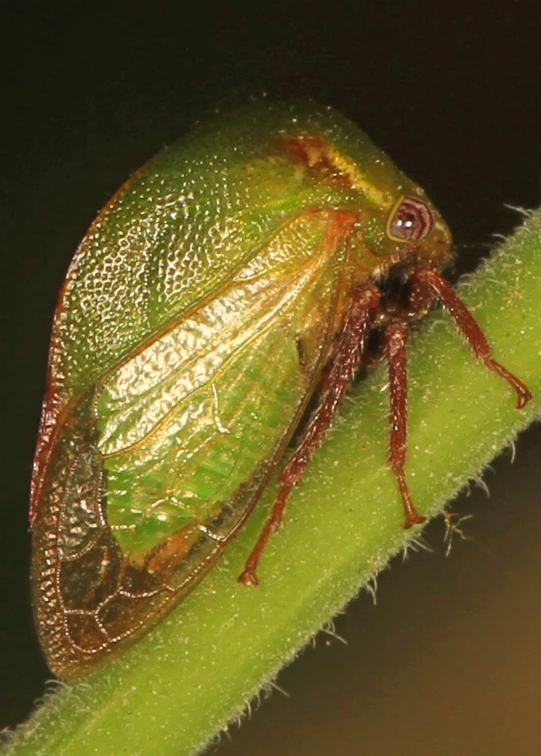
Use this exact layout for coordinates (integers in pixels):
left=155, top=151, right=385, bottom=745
left=387, top=196, right=434, bottom=243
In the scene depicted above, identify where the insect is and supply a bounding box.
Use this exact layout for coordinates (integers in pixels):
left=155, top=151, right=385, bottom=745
left=30, top=101, right=532, bottom=679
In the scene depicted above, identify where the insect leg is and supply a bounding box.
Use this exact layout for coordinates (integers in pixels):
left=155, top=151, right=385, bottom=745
left=413, top=268, right=532, bottom=409
left=385, top=320, right=426, bottom=529
left=238, top=285, right=381, bottom=586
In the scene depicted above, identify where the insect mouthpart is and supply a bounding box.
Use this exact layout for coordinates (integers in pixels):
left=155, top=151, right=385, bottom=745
left=372, top=263, right=431, bottom=324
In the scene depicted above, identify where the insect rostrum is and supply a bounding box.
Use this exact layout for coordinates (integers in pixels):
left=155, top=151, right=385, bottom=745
left=30, top=101, right=531, bottom=678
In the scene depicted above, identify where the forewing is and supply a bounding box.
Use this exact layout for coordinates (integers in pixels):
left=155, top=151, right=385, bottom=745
left=31, top=209, right=348, bottom=677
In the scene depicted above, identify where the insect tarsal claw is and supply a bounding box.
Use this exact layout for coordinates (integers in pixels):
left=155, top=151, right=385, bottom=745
left=238, top=569, right=259, bottom=588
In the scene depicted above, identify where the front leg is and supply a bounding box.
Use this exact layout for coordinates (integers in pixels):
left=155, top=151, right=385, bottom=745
left=411, top=268, right=532, bottom=409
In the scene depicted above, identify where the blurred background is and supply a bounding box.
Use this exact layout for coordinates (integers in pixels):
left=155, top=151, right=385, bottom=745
left=2, top=2, right=541, bottom=754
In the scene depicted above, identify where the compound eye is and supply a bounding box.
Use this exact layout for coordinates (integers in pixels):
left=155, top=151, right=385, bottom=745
left=387, top=195, right=434, bottom=242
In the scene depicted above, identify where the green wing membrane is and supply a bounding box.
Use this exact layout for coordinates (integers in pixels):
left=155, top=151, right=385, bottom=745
left=32, top=207, right=346, bottom=675
left=99, top=211, right=342, bottom=559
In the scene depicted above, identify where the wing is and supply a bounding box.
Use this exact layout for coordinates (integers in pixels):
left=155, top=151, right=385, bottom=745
left=31, top=208, right=351, bottom=678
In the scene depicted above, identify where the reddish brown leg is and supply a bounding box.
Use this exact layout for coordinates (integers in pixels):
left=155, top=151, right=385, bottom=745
left=414, top=268, right=532, bottom=409
left=238, top=285, right=382, bottom=586
left=385, top=321, right=426, bottom=529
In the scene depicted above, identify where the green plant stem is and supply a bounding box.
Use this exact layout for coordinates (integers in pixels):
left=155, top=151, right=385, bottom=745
left=4, top=209, right=540, bottom=756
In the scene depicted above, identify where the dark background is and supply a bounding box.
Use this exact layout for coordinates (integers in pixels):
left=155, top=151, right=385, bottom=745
left=2, top=2, right=541, bottom=754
